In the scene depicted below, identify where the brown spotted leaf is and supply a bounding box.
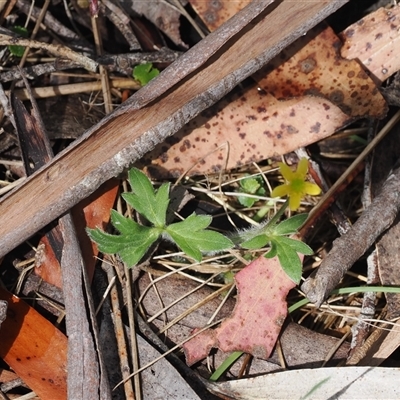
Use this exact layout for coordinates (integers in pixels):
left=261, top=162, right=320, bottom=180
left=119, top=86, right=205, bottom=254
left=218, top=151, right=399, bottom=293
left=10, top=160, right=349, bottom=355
left=340, top=5, right=400, bottom=83
left=255, top=24, right=387, bottom=119
left=192, top=0, right=386, bottom=118
left=190, top=0, right=250, bottom=32
left=143, top=6, right=387, bottom=178
left=141, top=84, right=348, bottom=179
left=183, top=256, right=296, bottom=364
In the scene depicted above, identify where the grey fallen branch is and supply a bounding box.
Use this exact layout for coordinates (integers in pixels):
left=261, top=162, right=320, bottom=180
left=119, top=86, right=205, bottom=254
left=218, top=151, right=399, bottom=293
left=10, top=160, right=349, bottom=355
left=0, top=59, right=82, bottom=82
left=301, top=164, right=400, bottom=307
left=98, top=48, right=183, bottom=74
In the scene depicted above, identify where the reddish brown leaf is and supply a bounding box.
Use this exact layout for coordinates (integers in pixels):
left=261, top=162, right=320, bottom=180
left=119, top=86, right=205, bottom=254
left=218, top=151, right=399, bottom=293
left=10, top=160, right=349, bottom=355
left=35, top=180, right=119, bottom=288
left=340, top=5, right=400, bottom=83
left=143, top=11, right=387, bottom=179
left=0, top=287, right=67, bottom=399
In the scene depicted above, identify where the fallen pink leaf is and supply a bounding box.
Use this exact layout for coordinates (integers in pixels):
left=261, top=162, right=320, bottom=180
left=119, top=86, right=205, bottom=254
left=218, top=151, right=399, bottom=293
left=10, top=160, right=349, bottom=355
left=183, top=256, right=297, bottom=364
left=183, top=329, right=217, bottom=367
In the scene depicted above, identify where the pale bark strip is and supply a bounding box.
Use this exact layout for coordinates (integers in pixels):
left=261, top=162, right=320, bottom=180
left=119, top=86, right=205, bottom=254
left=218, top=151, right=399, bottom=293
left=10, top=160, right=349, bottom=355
left=0, top=0, right=349, bottom=259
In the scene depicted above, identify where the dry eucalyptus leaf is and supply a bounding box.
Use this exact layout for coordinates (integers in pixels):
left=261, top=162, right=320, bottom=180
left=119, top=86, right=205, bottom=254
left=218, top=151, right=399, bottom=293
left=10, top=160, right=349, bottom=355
left=340, top=5, right=400, bottom=83
left=141, top=84, right=349, bottom=178
left=255, top=24, right=387, bottom=118
left=192, top=0, right=386, bottom=118
left=189, top=0, right=250, bottom=32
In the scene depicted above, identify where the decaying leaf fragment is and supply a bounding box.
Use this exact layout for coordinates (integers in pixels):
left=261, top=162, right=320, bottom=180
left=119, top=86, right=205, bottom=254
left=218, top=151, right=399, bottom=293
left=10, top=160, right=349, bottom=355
left=340, top=5, right=400, bottom=83
left=183, top=256, right=296, bottom=365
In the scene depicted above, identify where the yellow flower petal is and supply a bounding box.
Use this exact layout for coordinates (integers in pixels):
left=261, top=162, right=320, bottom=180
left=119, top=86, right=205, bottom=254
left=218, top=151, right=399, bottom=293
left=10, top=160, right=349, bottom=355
left=303, top=182, right=321, bottom=196
left=295, top=158, right=309, bottom=179
left=278, top=162, right=295, bottom=181
left=271, top=184, right=291, bottom=198
left=289, top=192, right=302, bottom=210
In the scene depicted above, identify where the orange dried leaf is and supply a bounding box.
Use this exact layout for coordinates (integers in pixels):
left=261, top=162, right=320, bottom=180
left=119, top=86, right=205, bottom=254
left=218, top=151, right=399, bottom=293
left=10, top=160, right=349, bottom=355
left=340, top=5, right=400, bottom=83
left=35, top=180, right=119, bottom=288
left=0, top=288, right=67, bottom=399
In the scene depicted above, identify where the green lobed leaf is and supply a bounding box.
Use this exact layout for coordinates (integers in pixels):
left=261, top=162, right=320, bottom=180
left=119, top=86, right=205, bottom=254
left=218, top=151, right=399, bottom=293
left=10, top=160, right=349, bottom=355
left=165, top=214, right=233, bottom=261
left=110, top=209, right=145, bottom=235
left=272, top=213, right=308, bottom=235
left=273, top=240, right=303, bottom=283
left=264, top=241, right=278, bottom=258
left=154, top=182, right=170, bottom=225
left=123, top=168, right=170, bottom=227
left=132, top=62, right=160, bottom=86
left=241, top=234, right=270, bottom=250
left=86, top=224, right=156, bottom=252
left=87, top=224, right=160, bottom=267
left=8, top=26, right=28, bottom=57
left=276, top=236, right=313, bottom=255
left=238, top=176, right=266, bottom=208
left=86, top=227, right=129, bottom=254
left=240, top=176, right=261, bottom=194
left=238, top=195, right=256, bottom=208
left=116, top=229, right=160, bottom=266
left=169, top=213, right=212, bottom=232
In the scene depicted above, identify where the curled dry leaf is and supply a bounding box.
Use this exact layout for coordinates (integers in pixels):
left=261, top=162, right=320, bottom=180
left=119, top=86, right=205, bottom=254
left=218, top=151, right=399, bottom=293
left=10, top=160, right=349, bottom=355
left=340, top=5, right=400, bottom=83
left=142, top=86, right=349, bottom=178
left=183, top=256, right=296, bottom=365
left=255, top=24, right=387, bottom=119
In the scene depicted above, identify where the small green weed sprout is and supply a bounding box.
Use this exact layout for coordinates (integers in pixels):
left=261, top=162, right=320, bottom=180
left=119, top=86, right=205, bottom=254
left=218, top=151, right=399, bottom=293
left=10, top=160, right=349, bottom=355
left=132, top=62, right=160, bottom=86
left=87, top=168, right=233, bottom=266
